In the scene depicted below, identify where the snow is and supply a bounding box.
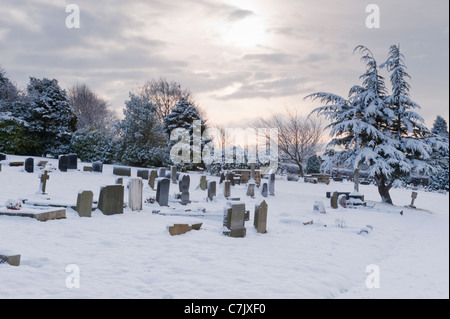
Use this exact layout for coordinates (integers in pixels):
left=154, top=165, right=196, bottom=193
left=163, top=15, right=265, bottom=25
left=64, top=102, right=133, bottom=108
left=0, top=155, right=448, bottom=299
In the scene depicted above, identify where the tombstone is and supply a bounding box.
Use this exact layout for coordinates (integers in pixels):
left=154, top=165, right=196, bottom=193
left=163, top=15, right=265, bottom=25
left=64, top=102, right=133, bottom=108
left=223, top=202, right=246, bottom=238
left=38, top=170, right=50, bottom=194
left=338, top=195, right=347, bottom=208
left=409, top=191, right=418, bottom=208
left=0, top=254, right=20, bottom=266
left=158, top=168, right=166, bottom=177
left=250, top=163, right=256, bottom=180
left=98, top=185, right=124, bottom=215
left=25, top=158, right=34, bottom=173
left=179, top=175, right=190, bottom=205
left=115, top=177, right=123, bottom=185
left=224, top=180, right=231, bottom=198
left=37, top=160, right=48, bottom=168
left=227, top=171, right=235, bottom=186
left=58, top=155, right=68, bottom=172
left=254, top=200, right=268, bottom=233
left=219, top=172, right=226, bottom=184
left=268, top=173, right=275, bottom=196
left=92, top=161, right=103, bottom=173
left=128, top=178, right=143, bottom=211
left=67, top=153, right=77, bottom=170
left=156, top=178, right=170, bottom=207
left=199, top=175, right=207, bottom=190
left=171, top=166, right=178, bottom=184
left=260, top=182, right=268, bottom=197
left=0, top=163, right=2, bottom=172
left=113, top=166, right=131, bottom=177
left=137, top=169, right=149, bottom=180
left=313, top=201, right=326, bottom=214
left=207, top=181, right=216, bottom=201
left=330, top=191, right=339, bottom=209
left=83, top=166, right=92, bottom=172
left=168, top=224, right=192, bottom=236
left=76, top=191, right=93, bottom=217
left=0, top=153, right=6, bottom=161
left=149, top=170, right=158, bottom=190
left=246, top=182, right=255, bottom=197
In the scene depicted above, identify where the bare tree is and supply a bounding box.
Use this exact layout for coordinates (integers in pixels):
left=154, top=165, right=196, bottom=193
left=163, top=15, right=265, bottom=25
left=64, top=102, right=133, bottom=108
left=67, top=83, right=116, bottom=130
left=256, top=107, right=324, bottom=176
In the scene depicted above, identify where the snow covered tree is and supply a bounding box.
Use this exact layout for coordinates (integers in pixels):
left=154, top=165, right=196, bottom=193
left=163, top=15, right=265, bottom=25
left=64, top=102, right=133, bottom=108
left=70, top=127, right=120, bottom=164
left=431, top=115, right=449, bottom=139
left=429, top=115, right=449, bottom=191
left=0, top=68, right=20, bottom=111
left=306, top=155, right=321, bottom=174
left=307, top=45, right=444, bottom=204
left=118, top=92, right=166, bottom=166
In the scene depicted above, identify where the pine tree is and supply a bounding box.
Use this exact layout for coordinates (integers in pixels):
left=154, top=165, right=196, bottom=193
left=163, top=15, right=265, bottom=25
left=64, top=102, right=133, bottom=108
left=306, top=155, right=321, bottom=174
left=431, top=115, right=449, bottom=139
left=429, top=115, right=449, bottom=191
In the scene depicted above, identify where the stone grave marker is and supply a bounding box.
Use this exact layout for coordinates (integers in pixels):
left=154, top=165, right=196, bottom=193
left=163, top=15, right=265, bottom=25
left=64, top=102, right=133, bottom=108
left=149, top=170, right=158, bottom=190
left=0, top=254, right=21, bottom=266
left=223, top=202, right=246, bottom=238
left=67, top=153, right=78, bottom=169
left=330, top=191, right=339, bottom=209
left=224, top=180, right=231, bottom=198
left=338, top=194, right=347, bottom=208
left=83, top=166, right=92, bottom=172
left=207, top=181, right=216, bottom=201
left=200, top=175, right=207, bottom=190
left=92, top=161, right=103, bottom=173
left=171, top=166, right=178, bottom=184
left=268, top=173, right=275, bottom=196
left=158, top=168, right=166, bottom=177
left=25, top=158, right=34, bottom=173
left=0, top=153, right=6, bottom=161
left=128, top=178, right=143, bottom=211
left=137, top=169, right=149, bottom=180
left=409, top=191, right=418, bottom=208
left=98, top=185, right=124, bottom=215
left=254, top=200, right=268, bottom=234
left=76, top=190, right=93, bottom=217
left=113, top=166, right=131, bottom=177
left=36, top=160, right=48, bottom=168
left=156, top=178, right=170, bottom=207
left=115, top=177, right=123, bottom=185
left=58, top=155, right=68, bottom=172
left=246, top=182, right=255, bottom=197
left=313, top=201, right=326, bottom=214
left=38, top=170, right=50, bottom=194
left=179, top=175, right=190, bottom=205
left=260, top=182, right=268, bottom=197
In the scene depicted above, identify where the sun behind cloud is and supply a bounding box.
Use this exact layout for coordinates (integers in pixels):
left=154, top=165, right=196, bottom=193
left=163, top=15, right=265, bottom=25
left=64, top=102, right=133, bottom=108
left=219, top=15, right=266, bottom=47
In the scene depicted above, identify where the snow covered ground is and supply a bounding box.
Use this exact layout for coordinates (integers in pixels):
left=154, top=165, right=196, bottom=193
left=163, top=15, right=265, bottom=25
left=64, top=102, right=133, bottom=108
left=0, top=155, right=448, bottom=299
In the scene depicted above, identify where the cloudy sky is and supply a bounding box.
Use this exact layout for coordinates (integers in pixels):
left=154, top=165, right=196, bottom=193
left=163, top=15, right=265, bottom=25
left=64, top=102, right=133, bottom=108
left=0, top=0, right=448, bottom=128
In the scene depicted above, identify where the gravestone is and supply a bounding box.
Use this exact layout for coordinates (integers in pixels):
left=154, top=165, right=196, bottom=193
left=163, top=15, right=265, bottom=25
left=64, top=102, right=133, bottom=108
left=200, top=175, right=207, bottom=190
left=38, top=170, right=50, bottom=194
left=260, top=182, right=268, bottom=197
left=313, top=201, right=326, bottom=214
left=254, top=200, right=268, bottom=233
left=113, top=166, right=131, bottom=177
left=98, top=185, right=124, bottom=215
left=149, top=170, right=158, bottom=190
left=171, top=166, right=177, bottom=184
left=36, top=160, right=48, bottom=168
left=58, top=155, right=68, bottom=172
left=156, top=178, right=170, bottom=207
left=168, top=224, right=192, bottom=236
left=25, top=158, right=34, bottom=173
left=158, top=168, right=166, bottom=177
left=246, top=182, right=255, bottom=197
left=207, top=181, right=216, bottom=201
left=76, top=190, right=93, bottom=217
left=0, top=254, right=20, bottom=266
left=224, top=180, right=231, bottom=198
left=268, top=173, right=275, bottom=196
left=83, top=166, right=92, bottom=172
left=223, top=202, right=246, bottom=238
left=338, top=195, right=347, bottom=208
left=179, top=175, right=190, bottom=205
left=92, top=161, right=103, bottom=173
left=137, top=169, right=149, bottom=180
left=0, top=153, right=6, bottom=161
left=128, top=178, right=143, bottom=211
left=67, top=153, right=77, bottom=170
left=409, top=191, right=418, bottom=208
left=219, top=172, right=226, bottom=184
left=115, top=177, right=123, bottom=185
left=330, top=191, right=339, bottom=209
left=250, top=163, right=256, bottom=180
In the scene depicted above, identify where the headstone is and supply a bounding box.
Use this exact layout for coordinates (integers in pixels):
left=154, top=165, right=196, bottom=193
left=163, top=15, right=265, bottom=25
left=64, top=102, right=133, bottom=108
left=92, top=161, right=103, bottom=173
left=219, top=172, right=226, bottom=184
left=227, top=171, right=235, bottom=186
left=67, top=153, right=77, bottom=170
left=171, top=166, right=177, bottom=184
left=128, top=178, right=143, bottom=211
left=58, top=155, right=68, bottom=172
left=39, top=170, right=50, bottom=194
left=158, top=168, right=166, bottom=177
left=254, top=200, right=268, bottom=233
left=113, top=166, right=131, bottom=177
left=199, top=175, right=207, bottom=190
left=207, top=181, right=216, bottom=201
left=83, top=166, right=92, bottom=172
left=0, top=254, right=20, bottom=266
left=250, top=163, right=256, bottom=180
left=36, top=160, right=48, bottom=168
left=338, top=194, right=347, bottom=208
left=331, top=191, right=338, bottom=209
left=156, top=178, right=170, bottom=207
left=313, top=201, right=326, bottom=214
left=76, top=190, right=93, bottom=217
left=409, top=191, right=418, bottom=208
left=137, top=169, right=149, bottom=180
left=168, top=224, right=192, bottom=236
left=0, top=153, right=6, bottom=161
left=149, top=170, right=158, bottom=190
left=261, top=182, right=268, bottom=197
left=0, top=163, right=2, bottom=172
left=246, top=182, right=255, bottom=197
left=268, top=173, right=275, bottom=196
left=115, top=177, right=123, bottom=185
left=224, top=180, right=231, bottom=198
left=98, top=185, right=124, bottom=215
left=223, top=202, right=246, bottom=238
left=179, top=175, right=190, bottom=205
left=25, top=158, right=34, bottom=173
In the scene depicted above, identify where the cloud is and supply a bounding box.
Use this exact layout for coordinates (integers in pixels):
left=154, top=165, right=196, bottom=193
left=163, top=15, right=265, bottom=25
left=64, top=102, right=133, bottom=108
left=227, top=9, right=254, bottom=22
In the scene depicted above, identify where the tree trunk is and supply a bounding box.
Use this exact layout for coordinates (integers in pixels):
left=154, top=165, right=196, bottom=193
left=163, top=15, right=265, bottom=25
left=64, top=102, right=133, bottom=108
left=376, top=174, right=393, bottom=205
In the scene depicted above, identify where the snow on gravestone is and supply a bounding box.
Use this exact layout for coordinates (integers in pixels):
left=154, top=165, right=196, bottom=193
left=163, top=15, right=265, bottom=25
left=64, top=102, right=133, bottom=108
left=92, top=161, right=103, bottom=173
left=98, top=185, right=124, bottom=215
left=223, top=202, right=246, bottom=238
left=156, top=178, right=170, bottom=207
left=128, top=178, right=143, bottom=211
left=313, top=201, right=326, bottom=214
left=113, top=166, right=131, bottom=177
left=76, top=190, right=93, bottom=217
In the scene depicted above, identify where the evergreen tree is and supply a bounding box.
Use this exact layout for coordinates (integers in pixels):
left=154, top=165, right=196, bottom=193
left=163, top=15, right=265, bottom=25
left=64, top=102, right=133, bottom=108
left=429, top=115, right=449, bottom=191
left=431, top=115, right=449, bottom=139
left=306, top=155, right=321, bottom=174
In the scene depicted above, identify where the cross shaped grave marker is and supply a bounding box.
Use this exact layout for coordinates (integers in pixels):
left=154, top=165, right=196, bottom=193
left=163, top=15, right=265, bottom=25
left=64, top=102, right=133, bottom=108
left=39, top=170, right=50, bottom=194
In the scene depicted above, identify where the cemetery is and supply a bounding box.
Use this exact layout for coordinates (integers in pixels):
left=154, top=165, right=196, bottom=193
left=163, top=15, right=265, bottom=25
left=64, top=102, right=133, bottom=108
left=0, top=153, right=448, bottom=299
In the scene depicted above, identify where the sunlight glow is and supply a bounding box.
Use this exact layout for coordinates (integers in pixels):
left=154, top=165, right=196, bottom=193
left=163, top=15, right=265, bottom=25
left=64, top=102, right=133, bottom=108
left=220, top=16, right=266, bottom=47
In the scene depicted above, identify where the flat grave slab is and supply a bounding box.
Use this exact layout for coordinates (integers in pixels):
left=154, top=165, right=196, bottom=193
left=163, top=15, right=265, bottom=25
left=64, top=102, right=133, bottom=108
left=0, top=205, right=66, bottom=222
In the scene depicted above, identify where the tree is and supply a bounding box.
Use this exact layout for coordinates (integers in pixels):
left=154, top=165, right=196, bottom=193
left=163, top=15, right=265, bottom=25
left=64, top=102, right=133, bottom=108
left=256, top=107, right=323, bottom=177
left=306, top=155, right=321, bottom=174
left=67, top=83, right=116, bottom=130
left=307, top=45, right=444, bottom=204
left=0, top=68, right=20, bottom=111
left=429, top=116, right=449, bottom=191
left=431, top=115, right=449, bottom=139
